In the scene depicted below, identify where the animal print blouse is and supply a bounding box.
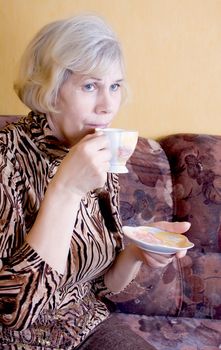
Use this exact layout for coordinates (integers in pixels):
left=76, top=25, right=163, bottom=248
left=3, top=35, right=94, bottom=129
left=0, top=112, right=123, bottom=349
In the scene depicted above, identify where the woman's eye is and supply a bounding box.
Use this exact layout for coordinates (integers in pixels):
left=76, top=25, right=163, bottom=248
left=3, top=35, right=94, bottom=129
left=83, top=83, right=95, bottom=92
left=110, top=83, right=120, bottom=92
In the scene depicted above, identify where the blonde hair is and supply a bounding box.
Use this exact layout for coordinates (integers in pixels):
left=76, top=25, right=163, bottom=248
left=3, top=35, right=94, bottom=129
left=14, top=14, right=125, bottom=113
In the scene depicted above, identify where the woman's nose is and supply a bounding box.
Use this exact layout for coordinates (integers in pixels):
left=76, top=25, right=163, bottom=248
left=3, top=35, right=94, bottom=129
left=95, top=90, right=113, bottom=114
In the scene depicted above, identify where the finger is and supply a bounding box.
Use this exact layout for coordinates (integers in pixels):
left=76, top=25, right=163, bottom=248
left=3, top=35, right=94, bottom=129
left=81, top=132, right=110, bottom=150
left=176, top=249, right=187, bottom=259
left=142, top=251, right=174, bottom=267
left=150, top=221, right=191, bottom=233
left=94, top=148, right=112, bottom=164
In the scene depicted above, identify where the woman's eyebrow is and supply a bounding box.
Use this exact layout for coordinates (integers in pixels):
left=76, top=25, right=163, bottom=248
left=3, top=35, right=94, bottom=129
left=88, top=78, right=124, bottom=82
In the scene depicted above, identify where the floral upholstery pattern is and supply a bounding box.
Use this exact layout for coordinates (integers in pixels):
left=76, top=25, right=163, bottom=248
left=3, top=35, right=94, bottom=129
left=160, top=134, right=221, bottom=319
left=110, top=133, right=221, bottom=349
left=109, top=313, right=221, bottom=350
left=119, top=137, right=173, bottom=226
left=160, top=133, right=221, bottom=252
left=109, top=137, right=183, bottom=316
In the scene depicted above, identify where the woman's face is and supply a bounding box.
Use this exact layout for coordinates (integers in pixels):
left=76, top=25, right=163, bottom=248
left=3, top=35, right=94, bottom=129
left=48, top=62, right=124, bottom=147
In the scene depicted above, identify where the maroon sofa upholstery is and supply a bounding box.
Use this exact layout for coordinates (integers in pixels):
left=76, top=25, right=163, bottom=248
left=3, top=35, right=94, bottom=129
left=0, top=116, right=221, bottom=349
left=109, top=133, right=221, bottom=349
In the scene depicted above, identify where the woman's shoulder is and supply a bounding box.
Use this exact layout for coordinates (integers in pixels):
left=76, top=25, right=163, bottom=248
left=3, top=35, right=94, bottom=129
left=0, top=112, right=47, bottom=148
left=0, top=115, right=28, bottom=153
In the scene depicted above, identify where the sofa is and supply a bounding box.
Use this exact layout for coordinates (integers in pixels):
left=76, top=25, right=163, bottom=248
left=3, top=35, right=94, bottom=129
left=0, top=115, right=221, bottom=349
left=107, top=133, right=221, bottom=350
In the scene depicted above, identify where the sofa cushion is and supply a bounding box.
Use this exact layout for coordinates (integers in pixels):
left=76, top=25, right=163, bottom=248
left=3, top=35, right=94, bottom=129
left=160, top=133, right=221, bottom=319
left=110, top=313, right=221, bottom=350
left=179, top=251, right=221, bottom=319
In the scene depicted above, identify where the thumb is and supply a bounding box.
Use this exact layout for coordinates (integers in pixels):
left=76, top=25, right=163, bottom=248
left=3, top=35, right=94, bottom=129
left=150, top=221, right=191, bottom=234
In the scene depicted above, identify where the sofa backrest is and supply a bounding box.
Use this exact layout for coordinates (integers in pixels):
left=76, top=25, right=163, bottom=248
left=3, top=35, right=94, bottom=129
left=119, top=136, right=173, bottom=225
left=160, top=133, right=221, bottom=253
left=0, top=115, right=21, bottom=127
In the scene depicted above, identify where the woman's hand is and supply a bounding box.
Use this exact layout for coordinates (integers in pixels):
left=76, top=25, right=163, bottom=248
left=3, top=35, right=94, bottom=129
left=52, top=131, right=111, bottom=196
left=130, top=221, right=191, bottom=268
left=105, top=221, right=191, bottom=293
left=148, top=221, right=191, bottom=234
left=27, top=131, right=112, bottom=275
left=131, top=246, right=178, bottom=268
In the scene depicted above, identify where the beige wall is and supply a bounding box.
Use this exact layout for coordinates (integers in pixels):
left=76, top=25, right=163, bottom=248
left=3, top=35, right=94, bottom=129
left=1, top=0, right=221, bottom=138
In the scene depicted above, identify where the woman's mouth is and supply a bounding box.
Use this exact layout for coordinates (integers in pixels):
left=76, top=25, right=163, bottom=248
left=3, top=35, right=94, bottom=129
left=86, top=123, right=109, bottom=129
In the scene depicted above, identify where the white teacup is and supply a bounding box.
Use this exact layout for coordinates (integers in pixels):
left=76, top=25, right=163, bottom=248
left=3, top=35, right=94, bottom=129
left=96, top=128, right=138, bottom=173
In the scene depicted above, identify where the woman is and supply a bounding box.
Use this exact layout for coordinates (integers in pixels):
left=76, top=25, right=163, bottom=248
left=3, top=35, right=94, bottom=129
left=0, top=14, right=190, bottom=349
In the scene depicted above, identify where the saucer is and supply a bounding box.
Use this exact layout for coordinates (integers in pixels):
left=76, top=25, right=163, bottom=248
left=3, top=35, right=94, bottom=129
left=122, top=225, right=194, bottom=254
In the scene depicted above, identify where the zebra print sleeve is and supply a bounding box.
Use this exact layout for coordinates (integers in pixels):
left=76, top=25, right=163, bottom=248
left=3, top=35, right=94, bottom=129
left=0, top=242, right=62, bottom=330
left=0, top=157, right=62, bottom=330
left=91, top=173, right=124, bottom=298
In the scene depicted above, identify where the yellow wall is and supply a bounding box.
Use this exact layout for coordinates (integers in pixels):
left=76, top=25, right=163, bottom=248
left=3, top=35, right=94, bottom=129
left=1, top=0, right=221, bottom=138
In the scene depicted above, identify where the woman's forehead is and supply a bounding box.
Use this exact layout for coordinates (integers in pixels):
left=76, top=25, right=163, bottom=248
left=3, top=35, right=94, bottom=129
left=87, top=62, right=124, bottom=80
left=69, top=63, right=123, bottom=83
